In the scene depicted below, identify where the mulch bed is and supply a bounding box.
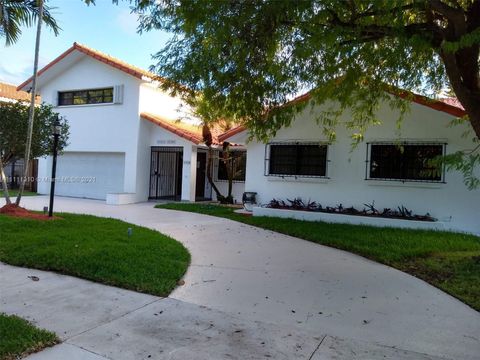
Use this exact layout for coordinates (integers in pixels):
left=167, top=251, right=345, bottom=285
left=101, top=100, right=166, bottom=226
left=0, top=204, right=59, bottom=220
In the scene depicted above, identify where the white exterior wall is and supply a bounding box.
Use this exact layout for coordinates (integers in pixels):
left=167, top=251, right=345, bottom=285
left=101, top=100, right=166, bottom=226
left=139, top=83, right=191, bottom=121
left=37, top=156, right=50, bottom=195
left=37, top=55, right=142, bottom=199
left=35, top=57, right=205, bottom=202
left=144, top=121, right=197, bottom=201
left=137, top=83, right=204, bottom=201
left=135, top=118, right=153, bottom=202
left=244, top=101, right=480, bottom=234
left=140, top=118, right=245, bottom=202
left=183, top=145, right=197, bottom=201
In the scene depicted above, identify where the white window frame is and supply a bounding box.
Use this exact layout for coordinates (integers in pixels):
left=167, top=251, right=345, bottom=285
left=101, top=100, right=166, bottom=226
left=56, top=85, right=123, bottom=107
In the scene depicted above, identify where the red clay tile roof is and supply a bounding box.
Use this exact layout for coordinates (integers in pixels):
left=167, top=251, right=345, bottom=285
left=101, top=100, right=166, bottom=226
left=141, top=112, right=238, bottom=146
left=219, top=89, right=467, bottom=141
left=0, top=81, right=40, bottom=103
left=439, top=97, right=464, bottom=109
left=17, top=42, right=161, bottom=91
left=208, top=121, right=234, bottom=144
left=217, top=125, right=247, bottom=143
left=292, top=88, right=467, bottom=118
left=386, top=88, right=466, bottom=118
left=142, top=113, right=204, bottom=144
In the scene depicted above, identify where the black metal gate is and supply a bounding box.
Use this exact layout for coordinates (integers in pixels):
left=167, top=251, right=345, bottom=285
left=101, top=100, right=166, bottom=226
left=149, top=147, right=183, bottom=200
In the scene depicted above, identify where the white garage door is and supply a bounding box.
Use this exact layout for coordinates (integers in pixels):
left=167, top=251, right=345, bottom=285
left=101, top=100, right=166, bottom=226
left=54, top=152, right=125, bottom=200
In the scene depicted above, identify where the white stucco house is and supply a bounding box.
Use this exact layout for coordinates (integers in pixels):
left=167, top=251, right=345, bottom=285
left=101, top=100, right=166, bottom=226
left=17, top=43, right=479, bottom=233
left=221, top=92, right=480, bottom=234
left=17, top=43, right=245, bottom=205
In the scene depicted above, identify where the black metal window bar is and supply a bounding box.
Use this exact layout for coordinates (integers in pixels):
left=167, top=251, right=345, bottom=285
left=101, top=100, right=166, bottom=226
left=365, top=141, right=447, bottom=183
left=58, top=87, right=114, bottom=106
left=216, top=150, right=247, bottom=182
left=264, top=141, right=330, bottom=178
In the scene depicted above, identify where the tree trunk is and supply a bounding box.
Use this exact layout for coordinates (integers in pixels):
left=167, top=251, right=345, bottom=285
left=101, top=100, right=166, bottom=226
left=0, top=156, right=12, bottom=205
left=468, top=110, right=480, bottom=141
left=439, top=48, right=480, bottom=140
left=202, top=124, right=231, bottom=203
left=16, top=0, right=43, bottom=206
left=205, top=146, right=224, bottom=200
left=228, top=171, right=233, bottom=200
left=222, top=150, right=234, bottom=201
left=447, top=80, right=480, bottom=140
left=433, top=0, right=480, bottom=140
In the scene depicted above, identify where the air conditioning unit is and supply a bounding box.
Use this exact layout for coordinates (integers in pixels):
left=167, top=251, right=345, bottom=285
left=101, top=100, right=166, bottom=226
left=242, top=192, right=257, bottom=212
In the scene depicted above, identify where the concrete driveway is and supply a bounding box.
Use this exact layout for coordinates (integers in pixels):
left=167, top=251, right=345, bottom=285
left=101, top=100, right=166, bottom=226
left=2, top=196, right=479, bottom=360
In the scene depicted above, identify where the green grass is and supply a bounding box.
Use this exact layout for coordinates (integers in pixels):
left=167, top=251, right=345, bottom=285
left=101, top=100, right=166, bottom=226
left=0, top=313, right=58, bottom=360
left=0, top=213, right=190, bottom=297
left=1, top=190, right=37, bottom=198
left=156, top=203, right=480, bottom=311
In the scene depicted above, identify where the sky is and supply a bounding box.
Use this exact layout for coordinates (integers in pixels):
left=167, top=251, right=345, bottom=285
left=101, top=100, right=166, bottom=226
left=0, top=0, right=171, bottom=85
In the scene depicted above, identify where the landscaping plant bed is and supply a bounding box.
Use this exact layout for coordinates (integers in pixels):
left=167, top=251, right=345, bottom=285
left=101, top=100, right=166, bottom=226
left=253, top=206, right=446, bottom=231
left=0, top=204, right=57, bottom=221
left=266, top=198, right=436, bottom=222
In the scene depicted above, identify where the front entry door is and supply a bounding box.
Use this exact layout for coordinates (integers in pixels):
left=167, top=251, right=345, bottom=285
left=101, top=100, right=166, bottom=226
left=149, top=147, right=183, bottom=200
left=195, top=152, right=207, bottom=200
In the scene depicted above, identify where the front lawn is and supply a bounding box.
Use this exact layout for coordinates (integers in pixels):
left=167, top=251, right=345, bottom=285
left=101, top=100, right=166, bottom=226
left=0, top=313, right=58, bottom=360
left=0, top=214, right=190, bottom=297
left=156, top=203, right=480, bottom=311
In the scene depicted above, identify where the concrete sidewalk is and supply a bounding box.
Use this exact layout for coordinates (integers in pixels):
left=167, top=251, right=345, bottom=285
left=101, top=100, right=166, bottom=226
left=1, top=196, right=479, bottom=359
left=2, top=263, right=448, bottom=360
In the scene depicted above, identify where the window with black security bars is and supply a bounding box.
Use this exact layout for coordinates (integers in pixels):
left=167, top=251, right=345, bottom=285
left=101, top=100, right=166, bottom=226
left=265, top=143, right=329, bottom=177
left=367, top=142, right=445, bottom=182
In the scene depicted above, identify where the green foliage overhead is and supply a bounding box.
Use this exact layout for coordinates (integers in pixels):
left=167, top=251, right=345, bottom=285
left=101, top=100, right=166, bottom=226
left=0, top=0, right=60, bottom=45
left=0, top=101, right=69, bottom=164
left=129, top=0, right=479, bottom=187
left=130, top=0, right=479, bottom=138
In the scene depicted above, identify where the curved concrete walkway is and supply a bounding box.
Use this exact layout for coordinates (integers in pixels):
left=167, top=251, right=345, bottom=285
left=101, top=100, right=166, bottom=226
left=3, top=196, right=480, bottom=360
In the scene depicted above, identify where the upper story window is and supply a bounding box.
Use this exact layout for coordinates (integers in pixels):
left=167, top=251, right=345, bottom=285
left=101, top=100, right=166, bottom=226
left=367, top=142, right=445, bottom=183
left=216, top=150, right=246, bottom=182
left=58, top=87, right=114, bottom=106
left=265, top=142, right=329, bottom=178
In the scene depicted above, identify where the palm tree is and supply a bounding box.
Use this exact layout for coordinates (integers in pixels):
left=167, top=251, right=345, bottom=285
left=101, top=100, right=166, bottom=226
left=0, top=0, right=59, bottom=45
left=14, top=0, right=44, bottom=206
left=0, top=156, right=11, bottom=204
left=0, top=0, right=55, bottom=205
